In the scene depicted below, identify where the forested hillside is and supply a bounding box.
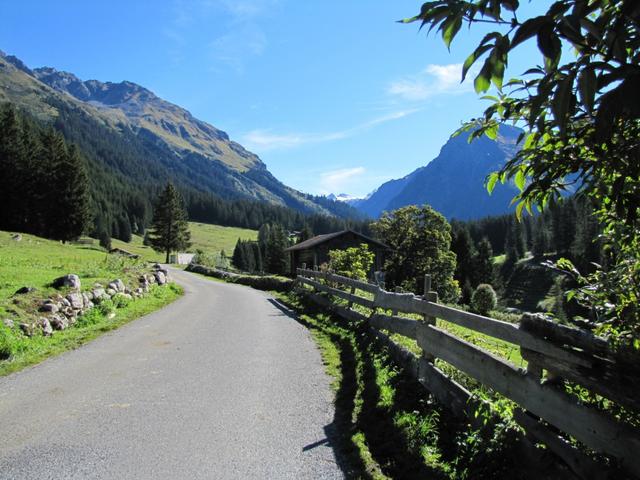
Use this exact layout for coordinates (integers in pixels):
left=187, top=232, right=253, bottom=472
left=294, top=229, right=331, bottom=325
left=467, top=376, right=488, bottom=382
left=0, top=103, right=369, bottom=241
left=0, top=51, right=365, bottom=239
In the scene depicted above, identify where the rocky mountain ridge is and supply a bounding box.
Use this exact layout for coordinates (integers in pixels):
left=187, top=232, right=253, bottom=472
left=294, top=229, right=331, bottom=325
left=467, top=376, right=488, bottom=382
left=352, top=125, right=523, bottom=220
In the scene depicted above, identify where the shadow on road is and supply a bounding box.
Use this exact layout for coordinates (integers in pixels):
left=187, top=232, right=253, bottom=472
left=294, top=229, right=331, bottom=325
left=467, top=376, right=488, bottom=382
left=268, top=298, right=371, bottom=479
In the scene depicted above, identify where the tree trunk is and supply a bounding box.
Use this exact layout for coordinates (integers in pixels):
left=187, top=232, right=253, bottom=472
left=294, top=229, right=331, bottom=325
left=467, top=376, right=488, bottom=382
left=165, top=250, right=170, bottom=263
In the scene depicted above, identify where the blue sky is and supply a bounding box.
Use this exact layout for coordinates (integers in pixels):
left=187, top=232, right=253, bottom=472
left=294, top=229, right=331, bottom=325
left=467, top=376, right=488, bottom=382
left=1, top=0, right=548, bottom=197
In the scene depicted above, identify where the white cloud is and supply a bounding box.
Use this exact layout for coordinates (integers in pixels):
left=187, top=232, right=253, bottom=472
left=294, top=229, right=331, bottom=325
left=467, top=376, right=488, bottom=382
left=319, top=167, right=366, bottom=194
left=388, top=63, right=473, bottom=101
left=242, top=109, right=419, bottom=151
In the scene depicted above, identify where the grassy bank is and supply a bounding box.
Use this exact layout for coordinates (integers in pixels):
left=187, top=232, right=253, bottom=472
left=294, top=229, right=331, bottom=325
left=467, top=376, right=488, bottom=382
left=274, top=290, right=529, bottom=480
left=0, top=230, right=183, bottom=376
left=0, top=283, right=182, bottom=376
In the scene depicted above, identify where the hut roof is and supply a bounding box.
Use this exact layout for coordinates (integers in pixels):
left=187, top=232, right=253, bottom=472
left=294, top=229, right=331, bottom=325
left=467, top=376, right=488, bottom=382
left=285, top=229, right=389, bottom=252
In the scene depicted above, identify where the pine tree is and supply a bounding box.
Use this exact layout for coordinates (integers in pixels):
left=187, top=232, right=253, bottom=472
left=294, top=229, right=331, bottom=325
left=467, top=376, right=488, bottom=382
left=232, top=238, right=246, bottom=270
left=265, top=224, right=289, bottom=275
left=532, top=219, right=549, bottom=259
left=42, top=134, right=91, bottom=241
left=148, top=183, right=191, bottom=263
left=0, top=105, right=26, bottom=230
left=451, top=223, right=476, bottom=291
left=474, top=237, right=494, bottom=285
left=299, top=224, right=313, bottom=242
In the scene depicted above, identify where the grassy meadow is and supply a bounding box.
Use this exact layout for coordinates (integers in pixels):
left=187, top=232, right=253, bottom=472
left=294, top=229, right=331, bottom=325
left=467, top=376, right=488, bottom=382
left=110, top=222, right=258, bottom=263
left=0, top=230, right=182, bottom=375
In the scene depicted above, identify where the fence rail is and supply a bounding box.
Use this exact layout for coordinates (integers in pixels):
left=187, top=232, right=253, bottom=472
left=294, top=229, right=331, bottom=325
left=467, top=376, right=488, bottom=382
left=295, top=267, right=640, bottom=479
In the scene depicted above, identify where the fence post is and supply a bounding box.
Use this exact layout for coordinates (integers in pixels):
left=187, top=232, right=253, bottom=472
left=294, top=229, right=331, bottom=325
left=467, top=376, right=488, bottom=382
left=301, top=262, right=306, bottom=271
left=422, top=274, right=438, bottom=363
left=392, top=286, right=401, bottom=316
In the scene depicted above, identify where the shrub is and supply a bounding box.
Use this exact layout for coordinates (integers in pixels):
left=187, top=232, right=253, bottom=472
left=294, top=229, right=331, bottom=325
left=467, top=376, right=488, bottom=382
left=471, top=284, right=497, bottom=316
left=328, top=244, right=374, bottom=281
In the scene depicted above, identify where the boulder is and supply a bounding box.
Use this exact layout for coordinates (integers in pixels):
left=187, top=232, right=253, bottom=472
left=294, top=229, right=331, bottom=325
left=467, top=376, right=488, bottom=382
left=92, top=287, right=106, bottom=300
left=61, top=298, right=71, bottom=308
left=106, top=288, right=117, bottom=297
left=82, top=293, right=92, bottom=308
left=154, top=271, right=166, bottom=285
left=3, top=319, right=14, bottom=328
left=40, top=302, right=59, bottom=314
left=53, top=274, right=81, bottom=290
left=113, top=279, right=126, bottom=292
left=11, top=233, right=22, bottom=241
left=49, top=315, right=68, bottom=331
left=66, top=292, right=84, bottom=310
left=39, top=318, right=53, bottom=336
left=19, top=322, right=35, bottom=337
left=14, top=286, right=36, bottom=295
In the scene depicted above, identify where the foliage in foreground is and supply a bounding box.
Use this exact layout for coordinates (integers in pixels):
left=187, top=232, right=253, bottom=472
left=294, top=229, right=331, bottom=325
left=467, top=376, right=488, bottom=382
left=405, top=1, right=640, bottom=342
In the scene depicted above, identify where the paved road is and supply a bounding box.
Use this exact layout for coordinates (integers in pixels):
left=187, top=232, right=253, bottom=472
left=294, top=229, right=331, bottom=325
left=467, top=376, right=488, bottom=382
left=0, top=268, right=343, bottom=479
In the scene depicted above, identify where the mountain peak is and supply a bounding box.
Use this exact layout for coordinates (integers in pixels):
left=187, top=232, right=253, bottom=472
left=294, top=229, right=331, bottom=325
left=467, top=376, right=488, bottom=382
left=353, top=124, right=523, bottom=220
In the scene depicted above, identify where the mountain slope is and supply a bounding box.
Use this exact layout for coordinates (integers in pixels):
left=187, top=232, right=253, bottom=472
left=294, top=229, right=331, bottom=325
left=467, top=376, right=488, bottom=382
left=0, top=51, right=358, bottom=220
left=355, top=125, right=522, bottom=220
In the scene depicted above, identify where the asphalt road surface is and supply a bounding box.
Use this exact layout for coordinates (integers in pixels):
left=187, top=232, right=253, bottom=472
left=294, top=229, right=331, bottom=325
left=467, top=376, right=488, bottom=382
left=0, top=268, right=343, bottom=479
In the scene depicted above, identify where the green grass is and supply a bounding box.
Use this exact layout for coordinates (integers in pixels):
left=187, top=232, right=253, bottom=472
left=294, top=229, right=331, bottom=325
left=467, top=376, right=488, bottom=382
left=0, top=229, right=183, bottom=376
left=187, top=222, right=257, bottom=255
left=109, top=222, right=258, bottom=263
left=0, top=283, right=182, bottom=376
left=0, top=231, right=147, bottom=319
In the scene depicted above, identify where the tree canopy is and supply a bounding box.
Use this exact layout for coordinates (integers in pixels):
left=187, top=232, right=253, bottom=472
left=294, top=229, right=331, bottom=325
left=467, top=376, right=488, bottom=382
left=373, top=205, right=460, bottom=302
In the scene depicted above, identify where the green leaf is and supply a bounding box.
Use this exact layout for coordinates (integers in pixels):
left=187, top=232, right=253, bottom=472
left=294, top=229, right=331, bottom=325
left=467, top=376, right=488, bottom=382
left=485, top=124, right=499, bottom=140
left=552, top=74, right=575, bottom=134
left=462, top=44, right=492, bottom=81
left=474, top=60, right=493, bottom=93
left=577, top=68, right=597, bottom=114
left=515, top=201, right=525, bottom=220
left=442, top=15, right=463, bottom=49
left=515, top=168, right=526, bottom=191
left=511, top=16, right=550, bottom=49
left=537, top=26, right=561, bottom=65
left=486, top=172, right=499, bottom=194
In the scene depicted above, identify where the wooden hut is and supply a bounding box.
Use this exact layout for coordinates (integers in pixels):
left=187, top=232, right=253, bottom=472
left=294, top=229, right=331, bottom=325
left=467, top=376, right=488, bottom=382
left=285, top=229, right=389, bottom=276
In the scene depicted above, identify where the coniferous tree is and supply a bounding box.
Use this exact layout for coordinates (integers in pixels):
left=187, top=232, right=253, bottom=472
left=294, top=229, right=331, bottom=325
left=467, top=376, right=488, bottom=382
left=117, top=214, right=132, bottom=243
left=41, top=133, right=91, bottom=241
left=99, top=230, right=112, bottom=251
left=148, top=183, right=191, bottom=263
left=451, top=223, right=476, bottom=293
left=299, top=224, right=313, bottom=242
left=265, top=224, right=289, bottom=275
left=232, top=238, right=246, bottom=270
left=474, top=237, right=494, bottom=286
left=0, top=104, right=24, bottom=230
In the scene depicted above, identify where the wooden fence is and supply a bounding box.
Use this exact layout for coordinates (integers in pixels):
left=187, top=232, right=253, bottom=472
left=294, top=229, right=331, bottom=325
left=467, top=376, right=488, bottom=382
left=295, top=267, right=640, bottom=479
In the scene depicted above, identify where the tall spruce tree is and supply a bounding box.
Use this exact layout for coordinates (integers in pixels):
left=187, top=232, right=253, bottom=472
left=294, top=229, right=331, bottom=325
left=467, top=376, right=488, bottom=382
left=474, top=237, right=494, bottom=286
left=148, top=183, right=191, bottom=263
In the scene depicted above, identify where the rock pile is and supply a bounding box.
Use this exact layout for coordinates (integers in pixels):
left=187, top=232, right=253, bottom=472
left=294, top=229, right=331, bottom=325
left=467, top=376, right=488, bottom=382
left=17, top=265, right=172, bottom=337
